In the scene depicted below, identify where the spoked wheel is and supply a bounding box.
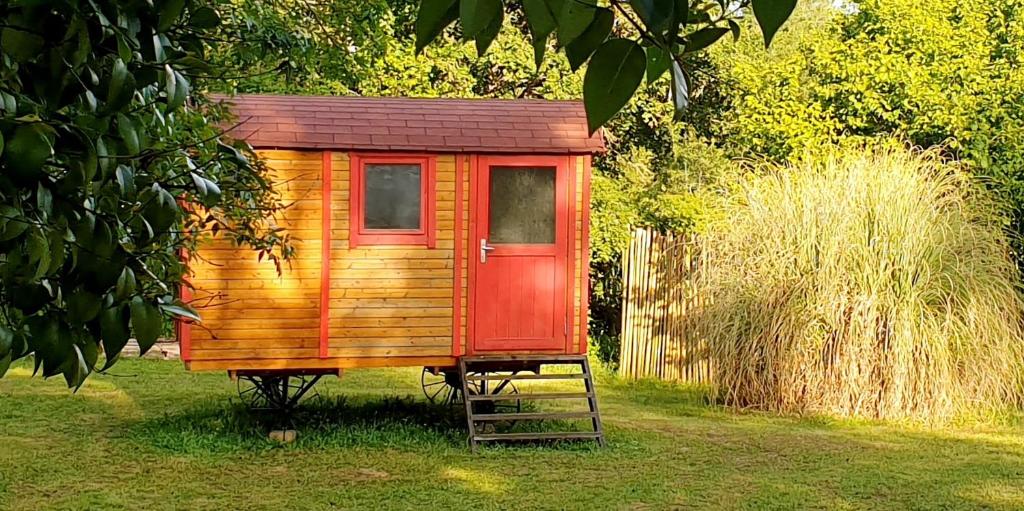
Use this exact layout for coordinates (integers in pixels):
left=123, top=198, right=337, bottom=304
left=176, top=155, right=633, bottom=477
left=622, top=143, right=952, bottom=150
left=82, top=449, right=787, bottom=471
left=469, top=372, right=522, bottom=431
left=237, top=374, right=323, bottom=412
left=469, top=372, right=522, bottom=415
left=421, top=367, right=479, bottom=406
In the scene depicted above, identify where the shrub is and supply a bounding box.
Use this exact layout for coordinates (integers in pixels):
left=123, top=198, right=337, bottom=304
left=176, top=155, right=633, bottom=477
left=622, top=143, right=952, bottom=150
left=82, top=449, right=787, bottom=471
left=588, top=142, right=734, bottom=364
left=697, top=147, right=1024, bottom=421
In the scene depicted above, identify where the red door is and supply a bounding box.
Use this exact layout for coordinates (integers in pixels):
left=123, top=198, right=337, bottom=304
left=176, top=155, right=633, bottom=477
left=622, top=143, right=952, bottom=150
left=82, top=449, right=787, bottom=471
left=471, top=156, right=571, bottom=353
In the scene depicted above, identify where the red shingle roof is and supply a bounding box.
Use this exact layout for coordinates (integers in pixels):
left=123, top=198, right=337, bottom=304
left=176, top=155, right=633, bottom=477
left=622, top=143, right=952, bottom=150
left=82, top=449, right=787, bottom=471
left=218, top=94, right=605, bottom=154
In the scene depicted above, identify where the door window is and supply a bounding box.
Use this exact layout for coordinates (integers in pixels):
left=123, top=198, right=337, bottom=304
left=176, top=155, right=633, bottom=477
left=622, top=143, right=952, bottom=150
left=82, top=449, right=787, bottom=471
left=488, top=166, right=556, bottom=244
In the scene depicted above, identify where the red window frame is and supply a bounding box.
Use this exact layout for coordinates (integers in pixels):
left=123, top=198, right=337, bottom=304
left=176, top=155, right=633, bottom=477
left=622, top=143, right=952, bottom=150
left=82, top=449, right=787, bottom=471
left=349, top=153, right=436, bottom=248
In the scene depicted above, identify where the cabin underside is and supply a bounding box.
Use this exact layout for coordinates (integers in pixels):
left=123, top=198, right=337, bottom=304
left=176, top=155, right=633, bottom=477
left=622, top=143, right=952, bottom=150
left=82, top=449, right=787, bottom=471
left=181, top=149, right=592, bottom=372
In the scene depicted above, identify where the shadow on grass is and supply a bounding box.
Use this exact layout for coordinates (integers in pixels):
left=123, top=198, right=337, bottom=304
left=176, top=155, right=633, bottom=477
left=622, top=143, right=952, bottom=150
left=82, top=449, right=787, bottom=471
left=126, top=393, right=606, bottom=455
left=127, top=394, right=468, bottom=454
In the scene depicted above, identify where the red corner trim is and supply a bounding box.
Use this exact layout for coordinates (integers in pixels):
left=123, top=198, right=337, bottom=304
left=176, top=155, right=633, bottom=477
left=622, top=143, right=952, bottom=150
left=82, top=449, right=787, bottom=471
left=566, top=156, right=576, bottom=353
left=178, top=247, right=192, bottom=362
left=319, top=151, right=332, bottom=358
left=452, top=155, right=464, bottom=356
left=466, top=155, right=478, bottom=355
left=579, top=155, right=592, bottom=355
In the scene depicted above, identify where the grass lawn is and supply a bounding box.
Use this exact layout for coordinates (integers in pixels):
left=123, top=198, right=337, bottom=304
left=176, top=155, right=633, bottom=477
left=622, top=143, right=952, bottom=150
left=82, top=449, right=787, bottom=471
left=1, top=359, right=1022, bottom=510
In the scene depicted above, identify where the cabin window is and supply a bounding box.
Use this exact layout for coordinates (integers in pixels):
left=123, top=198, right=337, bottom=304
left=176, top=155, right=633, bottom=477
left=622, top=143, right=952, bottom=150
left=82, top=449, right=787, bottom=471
left=349, top=154, right=436, bottom=247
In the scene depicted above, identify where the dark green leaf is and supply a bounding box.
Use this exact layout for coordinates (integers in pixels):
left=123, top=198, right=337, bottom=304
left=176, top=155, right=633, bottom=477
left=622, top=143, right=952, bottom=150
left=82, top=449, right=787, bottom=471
left=36, top=182, right=52, bottom=218
left=190, top=7, right=221, bottom=29
left=116, top=34, right=132, bottom=63
left=752, top=0, right=797, bottom=47
left=67, top=291, right=102, bottom=324
left=165, top=67, right=189, bottom=112
left=99, top=303, right=130, bottom=370
left=629, top=0, right=674, bottom=35
left=1, top=25, right=44, bottom=63
left=415, top=0, right=459, bottom=53
left=0, top=205, right=30, bottom=242
left=0, top=92, right=16, bottom=113
left=0, top=326, right=12, bottom=358
left=551, top=0, right=596, bottom=46
left=158, top=0, right=187, bottom=32
left=80, top=338, right=99, bottom=373
left=159, top=302, right=201, bottom=322
left=685, top=26, right=729, bottom=53
left=96, top=137, right=113, bottom=181
left=4, top=124, right=54, bottom=181
left=27, top=230, right=50, bottom=280
left=191, top=172, right=222, bottom=207
left=582, top=38, right=646, bottom=135
left=670, top=59, right=689, bottom=118
left=0, top=353, right=10, bottom=379
left=143, top=185, right=179, bottom=234
left=728, top=19, right=741, bottom=42
left=106, top=58, right=136, bottom=112
left=62, top=344, right=89, bottom=389
left=115, top=267, right=136, bottom=301
left=565, top=8, right=613, bottom=71
left=531, top=31, right=548, bottom=66
left=646, top=46, right=671, bottom=84
left=475, top=4, right=504, bottom=56
left=130, top=296, right=162, bottom=354
left=461, top=0, right=502, bottom=39
left=116, top=114, right=140, bottom=155
left=523, top=0, right=556, bottom=37
left=217, top=141, right=250, bottom=166
left=44, top=228, right=65, bottom=275
left=116, top=165, right=136, bottom=198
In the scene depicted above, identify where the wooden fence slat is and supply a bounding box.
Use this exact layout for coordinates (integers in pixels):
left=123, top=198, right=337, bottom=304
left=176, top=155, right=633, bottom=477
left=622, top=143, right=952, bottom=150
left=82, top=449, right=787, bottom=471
left=618, top=229, right=712, bottom=384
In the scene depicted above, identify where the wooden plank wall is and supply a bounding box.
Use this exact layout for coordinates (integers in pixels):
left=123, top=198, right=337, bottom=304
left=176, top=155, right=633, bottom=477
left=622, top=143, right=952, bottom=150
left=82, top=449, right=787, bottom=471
left=326, top=153, right=456, bottom=358
left=572, top=155, right=585, bottom=354
left=188, top=151, right=324, bottom=361
left=187, top=150, right=459, bottom=369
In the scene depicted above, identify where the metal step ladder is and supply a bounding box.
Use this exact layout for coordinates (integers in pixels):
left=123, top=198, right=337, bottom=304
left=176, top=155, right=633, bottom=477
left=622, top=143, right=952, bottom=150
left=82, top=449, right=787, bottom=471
left=458, top=355, right=606, bottom=451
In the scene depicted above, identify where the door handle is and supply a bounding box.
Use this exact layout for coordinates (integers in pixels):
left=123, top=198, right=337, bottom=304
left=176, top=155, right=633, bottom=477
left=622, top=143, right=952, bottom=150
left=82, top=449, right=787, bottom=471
left=480, top=239, right=495, bottom=263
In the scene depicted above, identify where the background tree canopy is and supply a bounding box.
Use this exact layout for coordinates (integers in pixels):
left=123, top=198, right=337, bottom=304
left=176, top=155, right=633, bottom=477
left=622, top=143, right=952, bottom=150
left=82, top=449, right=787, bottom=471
left=710, top=0, right=1024, bottom=259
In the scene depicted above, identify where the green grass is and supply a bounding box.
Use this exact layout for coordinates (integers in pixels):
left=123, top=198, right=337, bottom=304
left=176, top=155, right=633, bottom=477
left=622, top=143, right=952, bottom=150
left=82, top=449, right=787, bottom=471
left=1, top=359, right=1022, bottom=510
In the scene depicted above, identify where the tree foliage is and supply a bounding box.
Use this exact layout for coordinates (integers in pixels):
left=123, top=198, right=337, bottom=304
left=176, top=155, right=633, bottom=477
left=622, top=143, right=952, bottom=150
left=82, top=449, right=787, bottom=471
left=0, top=1, right=290, bottom=386
left=712, top=0, right=1024, bottom=254
left=415, top=0, right=802, bottom=133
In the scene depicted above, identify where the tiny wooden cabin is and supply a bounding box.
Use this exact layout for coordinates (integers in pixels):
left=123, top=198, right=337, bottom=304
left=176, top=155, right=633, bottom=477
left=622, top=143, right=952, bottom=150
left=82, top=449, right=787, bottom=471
left=179, top=95, right=604, bottom=373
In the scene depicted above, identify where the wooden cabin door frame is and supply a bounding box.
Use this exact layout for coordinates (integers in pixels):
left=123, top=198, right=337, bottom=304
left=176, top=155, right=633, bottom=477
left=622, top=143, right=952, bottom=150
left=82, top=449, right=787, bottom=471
left=467, top=155, right=574, bottom=354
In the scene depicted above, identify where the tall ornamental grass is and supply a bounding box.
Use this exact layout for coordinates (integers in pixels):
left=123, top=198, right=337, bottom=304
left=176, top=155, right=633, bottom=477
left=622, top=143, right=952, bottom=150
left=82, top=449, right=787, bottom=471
left=699, top=148, right=1024, bottom=421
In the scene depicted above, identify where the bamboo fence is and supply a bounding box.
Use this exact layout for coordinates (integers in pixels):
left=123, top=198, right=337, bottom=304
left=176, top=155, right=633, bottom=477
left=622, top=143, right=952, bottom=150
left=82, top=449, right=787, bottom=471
left=618, top=228, right=712, bottom=383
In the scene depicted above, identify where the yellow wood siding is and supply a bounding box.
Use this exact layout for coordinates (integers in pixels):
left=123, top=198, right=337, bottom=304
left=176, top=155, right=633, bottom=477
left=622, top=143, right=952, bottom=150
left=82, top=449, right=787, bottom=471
left=189, top=150, right=323, bottom=360
left=188, top=150, right=458, bottom=369
left=325, top=153, right=455, bottom=357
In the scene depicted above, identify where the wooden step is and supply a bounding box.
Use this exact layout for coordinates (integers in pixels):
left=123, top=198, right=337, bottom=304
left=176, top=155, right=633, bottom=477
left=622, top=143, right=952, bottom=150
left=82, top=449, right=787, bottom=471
left=463, top=355, right=588, bottom=363
left=467, top=392, right=592, bottom=402
left=459, top=355, right=605, bottom=451
left=472, top=411, right=596, bottom=422
left=474, top=431, right=602, bottom=442
left=464, top=373, right=587, bottom=381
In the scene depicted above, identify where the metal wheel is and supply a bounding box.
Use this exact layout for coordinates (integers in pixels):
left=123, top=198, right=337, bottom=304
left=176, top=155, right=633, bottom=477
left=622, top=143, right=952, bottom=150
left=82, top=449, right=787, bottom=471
left=468, top=372, right=522, bottom=433
left=469, top=372, right=522, bottom=416
left=421, top=367, right=481, bottom=406
left=421, top=367, right=461, bottom=405
left=236, top=374, right=322, bottom=411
